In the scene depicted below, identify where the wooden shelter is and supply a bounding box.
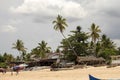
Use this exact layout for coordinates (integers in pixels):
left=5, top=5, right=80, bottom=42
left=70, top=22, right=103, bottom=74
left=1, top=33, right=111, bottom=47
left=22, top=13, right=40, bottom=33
left=110, top=55, right=120, bottom=66
left=77, top=56, right=105, bottom=66
left=27, top=59, right=57, bottom=67
left=10, top=61, right=25, bottom=65
left=110, top=55, right=120, bottom=60
left=28, top=52, right=64, bottom=67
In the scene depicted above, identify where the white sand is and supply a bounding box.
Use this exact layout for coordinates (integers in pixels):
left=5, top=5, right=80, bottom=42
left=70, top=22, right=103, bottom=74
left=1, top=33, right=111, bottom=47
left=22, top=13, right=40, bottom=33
left=1, top=66, right=120, bottom=80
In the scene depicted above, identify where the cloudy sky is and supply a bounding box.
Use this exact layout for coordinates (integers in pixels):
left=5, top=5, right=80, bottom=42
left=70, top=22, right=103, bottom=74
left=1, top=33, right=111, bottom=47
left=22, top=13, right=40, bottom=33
left=0, top=0, right=120, bottom=56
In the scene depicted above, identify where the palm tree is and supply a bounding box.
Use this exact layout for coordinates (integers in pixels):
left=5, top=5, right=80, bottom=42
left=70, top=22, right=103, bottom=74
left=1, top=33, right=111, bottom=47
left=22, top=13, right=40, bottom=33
left=12, top=39, right=27, bottom=61
left=88, top=23, right=101, bottom=56
left=38, top=40, right=51, bottom=53
left=31, top=40, right=51, bottom=59
left=3, top=53, right=15, bottom=63
left=53, top=15, right=77, bottom=56
left=53, top=15, right=68, bottom=38
left=38, top=40, right=51, bottom=58
left=89, top=23, right=101, bottom=43
left=101, top=34, right=115, bottom=49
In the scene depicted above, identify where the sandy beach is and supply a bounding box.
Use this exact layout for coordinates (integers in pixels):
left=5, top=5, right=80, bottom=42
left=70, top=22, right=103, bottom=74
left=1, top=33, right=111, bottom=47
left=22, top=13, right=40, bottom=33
left=1, top=66, right=120, bottom=80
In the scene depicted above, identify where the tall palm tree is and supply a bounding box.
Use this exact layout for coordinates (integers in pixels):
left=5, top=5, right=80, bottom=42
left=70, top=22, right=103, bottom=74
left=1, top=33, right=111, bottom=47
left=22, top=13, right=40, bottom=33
left=53, top=15, right=77, bottom=56
left=88, top=23, right=101, bottom=56
left=12, top=39, right=27, bottom=61
left=89, top=23, right=101, bottom=43
left=53, top=15, right=68, bottom=38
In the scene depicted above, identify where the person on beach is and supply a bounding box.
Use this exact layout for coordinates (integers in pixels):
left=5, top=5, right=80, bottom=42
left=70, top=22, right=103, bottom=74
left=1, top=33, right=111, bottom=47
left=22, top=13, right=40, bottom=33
left=11, top=65, right=24, bottom=75
left=0, top=67, right=6, bottom=74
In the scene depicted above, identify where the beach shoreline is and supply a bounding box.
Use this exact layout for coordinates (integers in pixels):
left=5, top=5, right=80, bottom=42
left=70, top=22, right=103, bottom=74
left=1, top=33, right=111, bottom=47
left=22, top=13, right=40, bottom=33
left=1, top=66, right=120, bottom=80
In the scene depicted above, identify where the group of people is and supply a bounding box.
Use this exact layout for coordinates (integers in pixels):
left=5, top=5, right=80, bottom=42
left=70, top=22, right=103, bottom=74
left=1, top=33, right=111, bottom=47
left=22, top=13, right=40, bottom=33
left=11, top=65, right=24, bottom=75
left=0, top=65, right=25, bottom=75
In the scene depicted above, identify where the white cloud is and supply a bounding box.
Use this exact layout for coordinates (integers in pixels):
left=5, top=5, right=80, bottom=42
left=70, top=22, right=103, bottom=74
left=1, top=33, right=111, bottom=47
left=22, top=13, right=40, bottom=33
left=10, top=0, right=87, bottom=18
left=1, top=25, right=17, bottom=33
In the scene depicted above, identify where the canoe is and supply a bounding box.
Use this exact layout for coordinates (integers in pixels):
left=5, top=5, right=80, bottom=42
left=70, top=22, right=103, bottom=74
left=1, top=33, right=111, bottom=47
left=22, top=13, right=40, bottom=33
left=89, top=74, right=120, bottom=80
left=89, top=74, right=100, bottom=80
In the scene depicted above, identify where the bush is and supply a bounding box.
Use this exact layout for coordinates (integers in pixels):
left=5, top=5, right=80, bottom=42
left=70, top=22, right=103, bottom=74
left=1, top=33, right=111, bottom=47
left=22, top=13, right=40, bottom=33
left=0, top=62, right=7, bottom=68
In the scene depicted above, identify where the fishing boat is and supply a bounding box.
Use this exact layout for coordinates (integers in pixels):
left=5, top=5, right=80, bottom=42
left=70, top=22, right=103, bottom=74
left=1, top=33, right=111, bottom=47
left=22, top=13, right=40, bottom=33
left=89, top=74, right=120, bottom=80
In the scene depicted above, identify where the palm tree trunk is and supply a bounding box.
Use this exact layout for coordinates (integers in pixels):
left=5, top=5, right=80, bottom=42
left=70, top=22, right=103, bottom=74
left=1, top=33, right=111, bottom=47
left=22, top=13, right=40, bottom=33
left=19, top=51, right=23, bottom=61
left=61, top=32, right=78, bottom=57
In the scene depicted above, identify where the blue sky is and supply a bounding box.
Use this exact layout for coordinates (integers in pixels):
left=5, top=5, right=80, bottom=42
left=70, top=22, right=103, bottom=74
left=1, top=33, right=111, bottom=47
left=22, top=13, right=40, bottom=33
left=0, top=0, right=120, bottom=56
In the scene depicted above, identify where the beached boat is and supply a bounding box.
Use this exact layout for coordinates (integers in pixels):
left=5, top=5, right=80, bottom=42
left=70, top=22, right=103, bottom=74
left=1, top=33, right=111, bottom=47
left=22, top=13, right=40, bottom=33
left=89, top=74, right=120, bottom=80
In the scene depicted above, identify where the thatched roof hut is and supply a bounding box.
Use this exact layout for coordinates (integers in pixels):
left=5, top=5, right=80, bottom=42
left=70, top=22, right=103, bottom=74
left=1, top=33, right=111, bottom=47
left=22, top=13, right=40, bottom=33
left=27, top=58, right=57, bottom=67
left=9, top=61, right=25, bottom=65
left=110, top=55, right=120, bottom=60
left=77, top=56, right=105, bottom=65
left=110, top=55, right=120, bottom=65
left=28, top=52, right=64, bottom=67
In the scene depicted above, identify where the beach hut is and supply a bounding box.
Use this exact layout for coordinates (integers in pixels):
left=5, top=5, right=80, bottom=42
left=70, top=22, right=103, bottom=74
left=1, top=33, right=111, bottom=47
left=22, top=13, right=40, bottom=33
left=77, top=56, right=105, bottom=66
left=9, top=61, right=25, bottom=68
left=107, top=55, right=120, bottom=68
left=111, top=55, right=120, bottom=65
left=27, top=52, right=64, bottom=67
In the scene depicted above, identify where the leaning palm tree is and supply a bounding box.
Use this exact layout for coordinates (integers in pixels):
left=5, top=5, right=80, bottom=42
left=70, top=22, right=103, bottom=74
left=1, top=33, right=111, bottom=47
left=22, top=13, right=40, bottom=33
left=53, top=15, right=68, bottom=38
left=89, top=23, right=101, bottom=43
left=53, top=15, right=77, bottom=56
left=12, top=39, right=27, bottom=61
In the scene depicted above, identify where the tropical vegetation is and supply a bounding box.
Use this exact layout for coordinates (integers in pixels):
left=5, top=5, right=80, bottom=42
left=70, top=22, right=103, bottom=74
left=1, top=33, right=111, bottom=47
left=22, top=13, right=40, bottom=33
left=0, top=15, right=120, bottom=68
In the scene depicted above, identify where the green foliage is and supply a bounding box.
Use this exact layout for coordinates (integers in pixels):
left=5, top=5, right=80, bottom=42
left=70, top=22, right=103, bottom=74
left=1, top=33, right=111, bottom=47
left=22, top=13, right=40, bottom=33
left=53, top=15, right=77, bottom=56
left=53, top=15, right=68, bottom=33
left=100, top=48, right=116, bottom=59
left=16, top=56, right=21, bottom=61
left=31, top=40, right=51, bottom=59
left=60, top=26, right=89, bottom=61
left=25, top=53, right=31, bottom=61
left=89, top=23, right=101, bottom=43
left=0, top=16, right=119, bottom=66
left=0, top=54, right=4, bottom=62
left=0, top=53, right=15, bottom=68
left=65, top=52, right=77, bottom=61
left=116, top=47, right=120, bottom=55
left=99, top=48, right=116, bottom=64
left=12, top=39, right=26, bottom=52
left=0, top=62, right=7, bottom=68
left=12, top=39, right=27, bottom=61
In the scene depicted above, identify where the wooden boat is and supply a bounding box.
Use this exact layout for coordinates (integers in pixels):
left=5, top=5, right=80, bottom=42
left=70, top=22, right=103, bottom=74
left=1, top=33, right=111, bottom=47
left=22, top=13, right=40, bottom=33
left=89, top=74, right=120, bottom=80
left=89, top=75, right=100, bottom=80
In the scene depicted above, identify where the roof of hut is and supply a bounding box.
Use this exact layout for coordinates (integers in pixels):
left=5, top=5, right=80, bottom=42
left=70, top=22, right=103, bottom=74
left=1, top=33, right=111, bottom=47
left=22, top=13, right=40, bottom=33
left=10, top=61, right=25, bottom=65
left=46, top=52, right=64, bottom=59
left=77, top=56, right=105, bottom=62
left=110, top=55, right=120, bottom=60
left=30, top=52, right=64, bottom=61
